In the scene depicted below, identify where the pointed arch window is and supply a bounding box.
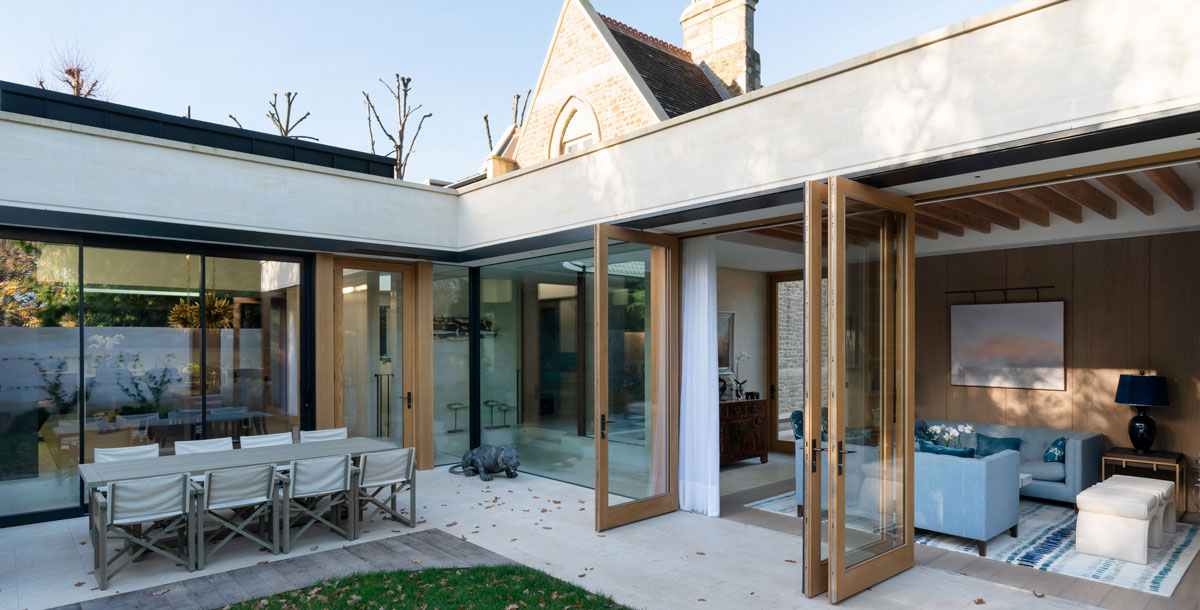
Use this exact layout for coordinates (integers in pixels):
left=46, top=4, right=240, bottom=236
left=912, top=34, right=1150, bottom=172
left=550, top=97, right=600, bottom=157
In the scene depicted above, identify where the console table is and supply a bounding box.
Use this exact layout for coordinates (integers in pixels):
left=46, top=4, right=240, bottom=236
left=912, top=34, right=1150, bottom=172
left=1102, top=447, right=1186, bottom=521
left=719, top=399, right=769, bottom=465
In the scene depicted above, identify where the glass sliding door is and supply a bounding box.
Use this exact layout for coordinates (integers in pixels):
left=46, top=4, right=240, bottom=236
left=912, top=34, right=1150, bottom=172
left=594, top=225, right=678, bottom=531
left=83, top=248, right=200, bottom=456
left=0, top=238, right=81, bottom=518
left=826, top=177, right=915, bottom=603
left=336, top=261, right=412, bottom=448
left=433, top=264, right=470, bottom=465
left=206, top=256, right=302, bottom=441
left=478, top=249, right=593, bottom=488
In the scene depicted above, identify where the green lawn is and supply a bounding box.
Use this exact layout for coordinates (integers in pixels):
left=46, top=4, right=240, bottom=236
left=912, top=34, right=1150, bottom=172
left=226, top=565, right=635, bottom=610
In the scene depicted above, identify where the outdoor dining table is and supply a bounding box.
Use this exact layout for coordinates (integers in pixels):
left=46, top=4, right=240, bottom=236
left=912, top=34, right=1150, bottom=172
left=78, top=436, right=398, bottom=489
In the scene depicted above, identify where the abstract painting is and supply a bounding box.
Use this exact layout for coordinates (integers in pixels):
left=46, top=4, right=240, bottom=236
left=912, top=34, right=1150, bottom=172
left=717, top=312, right=734, bottom=373
left=950, top=301, right=1065, bottom=390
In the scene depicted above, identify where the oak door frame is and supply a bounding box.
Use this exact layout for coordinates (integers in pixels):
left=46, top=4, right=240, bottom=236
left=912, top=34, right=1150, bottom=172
left=767, top=269, right=805, bottom=454
left=593, top=224, right=681, bottom=531
left=328, top=256, right=435, bottom=469
left=826, top=176, right=916, bottom=604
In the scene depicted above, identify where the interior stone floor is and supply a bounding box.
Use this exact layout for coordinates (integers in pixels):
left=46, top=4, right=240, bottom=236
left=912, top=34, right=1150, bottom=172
left=0, top=462, right=1120, bottom=610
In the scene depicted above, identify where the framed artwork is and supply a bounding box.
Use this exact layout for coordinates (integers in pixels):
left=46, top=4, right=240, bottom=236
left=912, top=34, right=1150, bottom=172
left=950, top=301, right=1065, bottom=390
left=717, top=312, right=734, bottom=374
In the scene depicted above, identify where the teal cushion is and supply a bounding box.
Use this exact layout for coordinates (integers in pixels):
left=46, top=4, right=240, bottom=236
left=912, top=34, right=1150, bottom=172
left=918, top=439, right=975, bottom=458
left=790, top=410, right=803, bottom=439
left=976, top=433, right=1021, bottom=457
left=1044, top=437, right=1066, bottom=463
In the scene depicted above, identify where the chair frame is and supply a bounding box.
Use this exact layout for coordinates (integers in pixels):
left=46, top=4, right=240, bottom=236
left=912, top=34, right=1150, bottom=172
left=355, top=448, right=417, bottom=536
left=92, top=475, right=194, bottom=590
left=278, top=456, right=357, bottom=553
left=195, top=465, right=279, bottom=570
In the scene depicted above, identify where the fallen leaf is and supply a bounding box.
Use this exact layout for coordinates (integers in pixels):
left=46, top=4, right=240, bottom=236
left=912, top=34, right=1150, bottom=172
left=578, top=573, right=586, bottom=578
left=79, top=541, right=86, bottom=545
left=543, top=526, right=553, bottom=530
left=151, top=588, right=170, bottom=597
left=973, top=599, right=985, bottom=605
left=412, top=559, right=422, bottom=564
left=309, top=546, right=318, bottom=551
left=698, top=599, right=706, bottom=603
left=446, top=521, right=458, bottom=527
left=1032, top=591, right=1045, bottom=598
left=256, top=560, right=269, bottom=565
left=74, top=582, right=85, bottom=587
left=696, top=551, right=706, bottom=556
left=784, top=559, right=797, bottom=564
left=510, top=538, right=518, bottom=542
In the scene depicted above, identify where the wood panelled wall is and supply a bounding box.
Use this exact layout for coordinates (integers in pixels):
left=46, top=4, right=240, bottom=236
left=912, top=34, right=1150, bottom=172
left=915, top=231, right=1200, bottom=512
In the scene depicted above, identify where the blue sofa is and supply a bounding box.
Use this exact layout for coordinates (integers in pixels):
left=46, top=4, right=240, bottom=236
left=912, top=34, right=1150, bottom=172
left=913, top=449, right=1020, bottom=555
left=919, top=420, right=1104, bottom=504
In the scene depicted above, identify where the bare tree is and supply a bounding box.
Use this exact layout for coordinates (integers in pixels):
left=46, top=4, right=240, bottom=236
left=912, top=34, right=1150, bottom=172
left=34, top=43, right=106, bottom=99
left=363, top=74, right=432, bottom=180
left=482, top=89, right=531, bottom=151
left=229, top=92, right=317, bottom=141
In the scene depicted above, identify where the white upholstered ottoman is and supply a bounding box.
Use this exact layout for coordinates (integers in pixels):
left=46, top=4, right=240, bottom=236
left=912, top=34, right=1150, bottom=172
left=1076, top=485, right=1160, bottom=564
left=1100, top=475, right=1176, bottom=535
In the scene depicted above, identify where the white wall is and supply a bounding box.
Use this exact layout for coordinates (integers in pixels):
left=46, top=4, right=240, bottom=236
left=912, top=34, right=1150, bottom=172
left=0, top=113, right=460, bottom=251
left=716, top=267, right=766, bottom=397
left=458, top=0, right=1200, bottom=248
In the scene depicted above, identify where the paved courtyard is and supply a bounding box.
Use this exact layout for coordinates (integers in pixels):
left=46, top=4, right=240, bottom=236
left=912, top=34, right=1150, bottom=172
left=2, top=467, right=1092, bottom=610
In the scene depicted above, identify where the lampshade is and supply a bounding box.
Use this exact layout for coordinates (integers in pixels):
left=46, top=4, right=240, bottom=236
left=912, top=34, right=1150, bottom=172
left=1114, top=374, right=1169, bottom=407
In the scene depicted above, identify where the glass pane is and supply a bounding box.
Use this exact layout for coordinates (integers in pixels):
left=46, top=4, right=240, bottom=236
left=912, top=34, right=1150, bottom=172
left=206, top=257, right=302, bottom=442
left=841, top=203, right=906, bottom=568
left=480, top=249, right=593, bottom=488
left=342, top=269, right=404, bottom=445
left=606, top=241, right=668, bottom=506
left=433, top=265, right=469, bottom=465
left=775, top=278, right=804, bottom=443
left=0, top=239, right=81, bottom=516
left=82, top=248, right=200, bottom=456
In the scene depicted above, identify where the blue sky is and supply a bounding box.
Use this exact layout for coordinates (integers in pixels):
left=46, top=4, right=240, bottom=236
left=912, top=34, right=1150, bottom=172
left=0, top=0, right=1013, bottom=182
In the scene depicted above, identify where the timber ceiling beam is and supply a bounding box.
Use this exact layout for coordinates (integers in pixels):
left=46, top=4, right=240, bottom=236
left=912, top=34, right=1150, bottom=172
left=917, top=203, right=991, bottom=234
left=946, top=198, right=1020, bottom=230
left=915, top=224, right=939, bottom=240
left=970, top=192, right=1050, bottom=227
left=1145, top=167, right=1194, bottom=211
left=1097, top=174, right=1154, bottom=215
left=915, top=213, right=964, bottom=237
left=1048, top=180, right=1117, bottom=219
left=1013, top=186, right=1084, bottom=223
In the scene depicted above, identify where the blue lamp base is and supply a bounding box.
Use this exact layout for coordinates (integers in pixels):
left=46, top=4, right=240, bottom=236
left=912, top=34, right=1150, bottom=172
left=1128, top=406, right=1157, bottom=453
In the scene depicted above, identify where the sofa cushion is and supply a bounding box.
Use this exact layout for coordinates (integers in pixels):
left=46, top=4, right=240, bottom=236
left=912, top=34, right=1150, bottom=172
left=977, top=433, right=1021, bottom=457
left=1022, top=459, right=1066, bottom=482
left=1044, top=437, right=1066, bottom=462
left=1077, top=486, right=1157, bottom=519
left=918, top=439, right=975, bottom=458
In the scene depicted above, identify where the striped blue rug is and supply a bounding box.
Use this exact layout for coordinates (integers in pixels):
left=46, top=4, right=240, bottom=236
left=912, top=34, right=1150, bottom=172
left=916, top=500, right=1200, bottom=596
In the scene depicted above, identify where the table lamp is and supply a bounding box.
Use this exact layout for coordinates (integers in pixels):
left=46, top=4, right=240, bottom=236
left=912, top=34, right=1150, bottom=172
left=1114, top=372, right=1168, bottom=453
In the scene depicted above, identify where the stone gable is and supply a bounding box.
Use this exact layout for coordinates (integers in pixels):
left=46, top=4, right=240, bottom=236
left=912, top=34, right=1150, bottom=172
left=514, top=0, right=659, bottom=167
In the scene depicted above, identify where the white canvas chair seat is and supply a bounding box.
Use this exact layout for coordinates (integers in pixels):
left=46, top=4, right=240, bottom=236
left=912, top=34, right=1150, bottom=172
left=239, top=431, right=293, bottom=449
left=356, top=448, right=416, bottom=534
left=92, top=473, right=194, bottom=589
left=175, top=437, right=234, bottom=455
left=278, top=454, right=355, bottom=552
left=196, top=464, right=278, bottom=569
left=299, top=427, right=347, bottom=443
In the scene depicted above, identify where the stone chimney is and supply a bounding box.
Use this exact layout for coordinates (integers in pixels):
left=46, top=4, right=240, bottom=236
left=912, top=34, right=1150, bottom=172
left=680, top=0, right=761, bottom=96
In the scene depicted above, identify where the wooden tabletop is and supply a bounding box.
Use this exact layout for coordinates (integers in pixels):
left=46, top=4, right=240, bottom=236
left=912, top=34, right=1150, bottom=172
left=1103, top=447, right=1185, bottom=465
left=77, top=437, right=397, bottom=488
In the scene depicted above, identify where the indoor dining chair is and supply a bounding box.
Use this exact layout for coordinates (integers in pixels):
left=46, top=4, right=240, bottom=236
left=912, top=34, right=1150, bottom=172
left=175, top=437, right=234, bottom=455
left=299, top=428, right=347, bottom=443
left=239, top=432, right=294, bottom=449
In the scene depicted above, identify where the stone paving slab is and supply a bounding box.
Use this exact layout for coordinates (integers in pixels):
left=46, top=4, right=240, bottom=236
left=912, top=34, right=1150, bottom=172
left=47, top=529, right=513, bottom=610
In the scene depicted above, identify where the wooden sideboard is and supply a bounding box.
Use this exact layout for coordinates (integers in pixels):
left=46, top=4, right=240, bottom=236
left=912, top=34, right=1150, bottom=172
left=719, top=399, right=769, bottom=465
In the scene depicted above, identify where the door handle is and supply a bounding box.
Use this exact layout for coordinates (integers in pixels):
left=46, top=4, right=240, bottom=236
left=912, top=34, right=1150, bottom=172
left=770, top=384, right=777, bottom=400
left=836, top=441, right=857, bottom=476
left=406, top=391, right=412, bottom=409
left=600, top=414, right=607, bottom=439
left=811, top=443, right=825, bottom=473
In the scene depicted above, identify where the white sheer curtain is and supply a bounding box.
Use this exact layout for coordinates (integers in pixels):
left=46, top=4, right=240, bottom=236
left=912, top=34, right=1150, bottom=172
left=679, top=235, right=720, bottom=516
